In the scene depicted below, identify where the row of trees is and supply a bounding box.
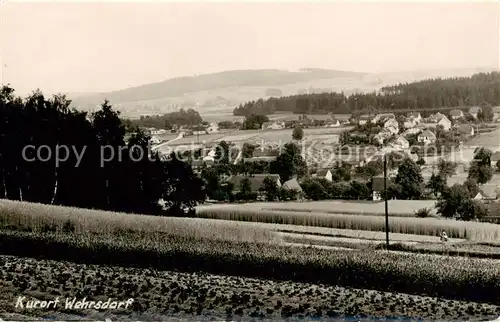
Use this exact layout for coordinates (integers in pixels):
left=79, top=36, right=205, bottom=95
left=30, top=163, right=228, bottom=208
left=130, top=108, right=204, bottom=130
left=233, top=72, right=500, bottom=116
left=0, top=86, right=204, bottom=215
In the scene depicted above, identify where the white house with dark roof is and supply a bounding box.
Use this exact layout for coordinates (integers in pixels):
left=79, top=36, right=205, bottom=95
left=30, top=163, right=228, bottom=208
left=437, top=115, right=452, bottom=131
left=492, top=106, right=500, bottom=121
left=312, top=169, right=333, bottom=181
left=468, top=106, right=482, bottom=119
left=418, top=129, right=437, bottom=144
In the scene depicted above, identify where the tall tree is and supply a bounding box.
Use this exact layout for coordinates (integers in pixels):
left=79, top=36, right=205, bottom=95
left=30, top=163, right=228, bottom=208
left=395, top=158, right=424, bottom=200
left=270, top=143, right=307, bottom=182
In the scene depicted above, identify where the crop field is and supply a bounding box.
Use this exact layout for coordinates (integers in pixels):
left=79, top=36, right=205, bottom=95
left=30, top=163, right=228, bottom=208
left=251, top=200, right=439, bottom=216
left=4, top=200, right=500, bottom=319
left=3, top=256, right=500, bottom=321
left=195, top=205, right=500, bottom=241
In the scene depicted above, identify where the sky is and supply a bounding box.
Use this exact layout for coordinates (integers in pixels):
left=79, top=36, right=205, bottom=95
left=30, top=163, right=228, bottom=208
left=1, top=1, right=499, bottom=95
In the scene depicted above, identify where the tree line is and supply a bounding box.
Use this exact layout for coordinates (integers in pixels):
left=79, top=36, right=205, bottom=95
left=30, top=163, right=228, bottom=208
left=233, top=72, right=500, bottom=116
left=0, top=86, right=204, bottom=216
left=126, top=108, right=204, bottom=130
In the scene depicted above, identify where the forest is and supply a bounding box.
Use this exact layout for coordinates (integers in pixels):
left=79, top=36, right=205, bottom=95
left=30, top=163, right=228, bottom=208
left=0, top=86, right=205, bottom=216
left=233, top=72, right=500, bottom=116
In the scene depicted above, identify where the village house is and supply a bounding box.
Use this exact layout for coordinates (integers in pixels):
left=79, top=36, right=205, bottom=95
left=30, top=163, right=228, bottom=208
left=312, top=169, right=333, bottom=181
left=150, top=128, right=167, bottom=135
left=242, top=156, right=277, bottom=163
left=371, top=176, right=394, bottom=201
left=456, top=124, right=475, bottom=137
left=426, top=112, right=446, bottom=123
left=407, top=112, right=422, bottom=123
left=417, top=129, right=437, bottom=144
left=374, top=130, right=392, bottom=145
left=473, top=185, right=500, bottom=201
left=384, top=119, right=399, bottom=135
left=403, top=117, right=418, bottom=129
left=261, top=121, right=285, bottom=130
left=493, top=106, right=500, bottom=121
left=227, top=174, right=282, bottom=195
left=358, top=114, right=371, bottom=125
left=449, top=109, right=464, bottom=120
left=150, top=135, right=162, bottom=145
left=468, top=106, right=482, bottom=119
left=491, top=151, right=500, bottom=169
left=437, top=115, right=452, bottom=131
left=389, top=135, right=410, bottom=150
left=372, top=113, right=396, bottom=124
left=403, top=127, right=422, bottom=136
left=206, top=122, right=219, bottom=133
left=282, top=178, right=303, bottom=193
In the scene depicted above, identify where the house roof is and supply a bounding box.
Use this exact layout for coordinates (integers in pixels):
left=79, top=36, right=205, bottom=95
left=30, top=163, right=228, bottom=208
left=316, top=169, right=331, bottom=176
left=469, top=106, right=482, bottom=113
left=395, top=135, right=409, bottom=144
left=227, top=174, right=281, bottom=192
left=253, top=148, right=280, bottom=157
left=191, top=159, right=214, bottom=167
left=408, top=112, right=421, bottom=118
left=491, top=151, right=500, bottom=162
left=478, top=185, right=500, bottom=199
left=419, top=129, right=436, bottom=139
left=450, top=109, right=464, bottom=117
left=438, top=115, right=451, bottom=123
left=307, top=115, right=334, bottom=121
left=457, top=124, right=473, bottom=134
left=282, top=178, right=303, bottom=192
left=243, top=156, right=277, bottom=163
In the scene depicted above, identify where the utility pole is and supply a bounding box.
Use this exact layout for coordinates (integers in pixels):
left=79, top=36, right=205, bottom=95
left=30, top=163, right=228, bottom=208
left=384, top=153, right=389, bottom=247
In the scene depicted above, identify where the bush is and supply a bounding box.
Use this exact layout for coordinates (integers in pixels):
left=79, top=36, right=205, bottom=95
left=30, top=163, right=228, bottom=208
left=415, top=207, right=431, bottom=218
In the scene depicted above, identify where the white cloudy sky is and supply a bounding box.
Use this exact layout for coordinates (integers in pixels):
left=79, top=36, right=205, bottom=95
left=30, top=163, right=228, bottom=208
left=1, top=1, right=499, bottom=94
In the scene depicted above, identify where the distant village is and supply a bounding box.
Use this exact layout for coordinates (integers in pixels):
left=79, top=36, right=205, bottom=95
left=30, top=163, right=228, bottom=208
left=136, top=105, right=500, bottom=205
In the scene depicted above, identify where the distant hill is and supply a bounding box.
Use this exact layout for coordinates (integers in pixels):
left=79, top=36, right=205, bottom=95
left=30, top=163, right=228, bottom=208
left=69, top=69, right=366, bottom=111
left=68, top=67, right=497, bottom=118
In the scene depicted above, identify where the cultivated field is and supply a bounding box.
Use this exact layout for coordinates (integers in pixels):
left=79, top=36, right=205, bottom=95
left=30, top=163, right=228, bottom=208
left=195, top=205, right=500, bottom=241
left=4, top=200, right=500, bottom=320
left=2, top=255, right=499, bottom=321
left=160, top=126, right=351, bottom=149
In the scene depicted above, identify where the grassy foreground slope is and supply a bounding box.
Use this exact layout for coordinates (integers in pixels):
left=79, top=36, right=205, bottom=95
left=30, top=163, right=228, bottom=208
left=2, top=200, right=500, bottom=305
